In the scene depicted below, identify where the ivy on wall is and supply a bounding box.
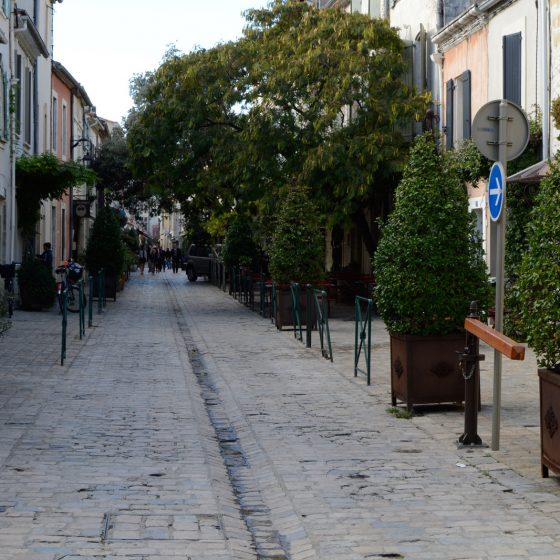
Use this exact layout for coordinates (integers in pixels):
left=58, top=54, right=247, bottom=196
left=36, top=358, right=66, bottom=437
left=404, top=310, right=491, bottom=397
left=16, top=153, right=96, bottom=239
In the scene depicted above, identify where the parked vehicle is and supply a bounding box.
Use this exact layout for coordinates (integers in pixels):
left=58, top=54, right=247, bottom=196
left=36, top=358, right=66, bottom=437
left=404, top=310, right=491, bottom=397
left=183, top=244, right=221, bottom=282
left=55, top=261, right=86, bottom=313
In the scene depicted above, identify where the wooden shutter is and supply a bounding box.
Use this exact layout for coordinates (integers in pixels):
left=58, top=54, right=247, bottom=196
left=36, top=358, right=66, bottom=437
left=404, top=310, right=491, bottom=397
left=446, top=79, right=454, bottom=150
left=462, top=70, right=471, bottom=139
left=503, top=33, right=522, bottom=105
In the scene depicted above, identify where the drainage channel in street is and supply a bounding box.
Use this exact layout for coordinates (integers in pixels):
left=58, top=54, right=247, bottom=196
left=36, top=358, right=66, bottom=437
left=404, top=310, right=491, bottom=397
left=185, top=339, right=291, bottom=560
left=167, top=282, right=294, bottom=560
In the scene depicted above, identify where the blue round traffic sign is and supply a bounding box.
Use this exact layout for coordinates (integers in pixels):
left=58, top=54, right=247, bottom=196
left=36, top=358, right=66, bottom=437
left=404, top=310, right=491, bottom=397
left=488, top=162, right=505, bottom=222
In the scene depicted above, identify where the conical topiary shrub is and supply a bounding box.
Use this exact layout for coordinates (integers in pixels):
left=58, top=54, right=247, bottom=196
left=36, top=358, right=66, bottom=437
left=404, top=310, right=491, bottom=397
left=374, top=134, right=490, bottom=336
left=85, top=207, right=125, bottom=277
left=373, top=133, right=490, bottom=410
left=269, top=186, right=324, bottom=286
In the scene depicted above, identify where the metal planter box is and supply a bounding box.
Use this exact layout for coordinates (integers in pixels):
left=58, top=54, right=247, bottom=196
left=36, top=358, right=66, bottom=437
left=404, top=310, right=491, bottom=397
left=390, top=332, right=467, bottom=411
left=275, top=287, right=316, bottom=330
left=538, top=368, right=560, bottom=477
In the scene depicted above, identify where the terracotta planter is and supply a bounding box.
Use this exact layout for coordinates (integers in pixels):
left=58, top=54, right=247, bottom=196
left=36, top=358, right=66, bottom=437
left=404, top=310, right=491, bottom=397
left=275, top=287, right=316, bottom=330
left=390, top=332, right=467, bottom=411
left=538, top=368, right=560, bottom=477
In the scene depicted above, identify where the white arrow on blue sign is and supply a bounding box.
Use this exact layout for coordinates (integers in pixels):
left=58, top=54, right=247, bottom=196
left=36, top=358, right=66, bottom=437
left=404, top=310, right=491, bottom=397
left=488, top=162, right=505, bottom=222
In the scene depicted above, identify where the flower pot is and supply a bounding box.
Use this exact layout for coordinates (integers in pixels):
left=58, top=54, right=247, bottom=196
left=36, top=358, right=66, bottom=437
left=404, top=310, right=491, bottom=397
left=390, top=332, right=468, bottom=411
left=91, top=273, right=117, bottom=301
left=18, top=284, right=50, bottom=311
left=538, top=368, right=560, bottom=477
left=275, top=286, right=317, bottom=330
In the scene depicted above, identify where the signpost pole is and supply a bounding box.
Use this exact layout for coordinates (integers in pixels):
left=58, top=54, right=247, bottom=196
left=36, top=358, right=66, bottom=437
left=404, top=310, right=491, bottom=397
left=491, top=100, right=509, bottom=451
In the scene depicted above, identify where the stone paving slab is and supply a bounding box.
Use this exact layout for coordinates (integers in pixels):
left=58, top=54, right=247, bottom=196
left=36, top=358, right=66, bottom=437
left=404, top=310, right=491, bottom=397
left=171, top=276, right=560, bottom=559
left=0, top=275, right=255, bottom=559
left=2, top=271, right=560, bottom=560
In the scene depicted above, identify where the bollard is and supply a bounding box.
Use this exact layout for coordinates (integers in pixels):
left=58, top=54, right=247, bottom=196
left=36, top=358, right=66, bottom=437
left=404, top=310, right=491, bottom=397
left=88, top=275, right=93, bottom=327
left=306, top=284, right=312, bottom=348
left=79, top=280, right=85, bottom=339
left=61, top=289, right=68, bottom=366
left=97, top=271, right=103, bottom=314
left=458, top=302, right=485, bottom=446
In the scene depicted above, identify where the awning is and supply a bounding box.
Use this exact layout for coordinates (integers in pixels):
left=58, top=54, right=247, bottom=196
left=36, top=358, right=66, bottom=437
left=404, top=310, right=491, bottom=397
left=507, top=160, right=550, bottom=184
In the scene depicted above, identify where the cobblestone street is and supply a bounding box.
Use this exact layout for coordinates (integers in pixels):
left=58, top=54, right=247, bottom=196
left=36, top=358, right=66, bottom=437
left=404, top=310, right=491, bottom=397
left=1, top=271, right=560, bottom=560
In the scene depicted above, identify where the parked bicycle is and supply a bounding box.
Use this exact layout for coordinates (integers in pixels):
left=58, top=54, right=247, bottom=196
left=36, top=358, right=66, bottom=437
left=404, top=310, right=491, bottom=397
left=55, top=260, right=85, bottom=313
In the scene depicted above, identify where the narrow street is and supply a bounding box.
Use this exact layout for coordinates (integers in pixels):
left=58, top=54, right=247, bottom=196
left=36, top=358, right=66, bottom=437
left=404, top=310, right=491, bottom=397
left=1, top=272, right=560, bottom=560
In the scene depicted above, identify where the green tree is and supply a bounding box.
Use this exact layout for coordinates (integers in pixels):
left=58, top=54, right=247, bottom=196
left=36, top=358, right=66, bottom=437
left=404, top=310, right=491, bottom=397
left=374, top=134, right=490, bottom=336
left=517, top=156, right=560, bottom=370
left=85, top=207, right=125, bottom=277
left=127, top=1, right=427, bottom=255
left=269, top=186, right=324, bottom=285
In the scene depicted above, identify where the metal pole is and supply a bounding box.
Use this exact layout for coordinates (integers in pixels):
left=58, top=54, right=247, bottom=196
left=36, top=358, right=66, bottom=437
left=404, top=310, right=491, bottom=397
left=306, top=284, right=312, bottom=348
left=492, top=100, right=508, bottom=450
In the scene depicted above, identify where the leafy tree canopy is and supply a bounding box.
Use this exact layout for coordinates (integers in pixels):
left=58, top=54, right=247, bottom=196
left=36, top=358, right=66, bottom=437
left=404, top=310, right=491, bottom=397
left=127, top=0, right=428, bottom=254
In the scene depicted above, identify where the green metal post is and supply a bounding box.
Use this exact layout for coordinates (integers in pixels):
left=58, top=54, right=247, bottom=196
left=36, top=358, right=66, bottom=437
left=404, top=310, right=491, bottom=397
left=88, top=275, right=93, bottom=327
left=79, top=280, right=85, bottom=339
left=61, top=289, right=67, bottom=366
left=97, top=271, right=103, bottom=314
left=291, top=283, right=302, bottom=342
left=306, top=284, right=312, bottom=348
left=354, top=296, right=372, bottom=385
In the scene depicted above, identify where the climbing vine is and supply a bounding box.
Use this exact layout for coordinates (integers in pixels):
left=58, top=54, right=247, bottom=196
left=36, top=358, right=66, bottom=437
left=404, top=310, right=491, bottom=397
left=16, top=153, right=96, bottom=238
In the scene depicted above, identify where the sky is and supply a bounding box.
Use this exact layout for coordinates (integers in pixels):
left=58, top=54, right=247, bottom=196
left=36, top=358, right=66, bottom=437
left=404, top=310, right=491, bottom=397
left=52, top=0, right=271, bottom=124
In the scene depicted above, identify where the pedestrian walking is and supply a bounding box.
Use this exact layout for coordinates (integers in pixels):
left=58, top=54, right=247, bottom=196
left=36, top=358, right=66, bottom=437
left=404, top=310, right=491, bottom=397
left=171, top=241, right=182, bottom=273
left=137, top=246, right=147, bottom=275
left=148, top=245, right=158, bottom=274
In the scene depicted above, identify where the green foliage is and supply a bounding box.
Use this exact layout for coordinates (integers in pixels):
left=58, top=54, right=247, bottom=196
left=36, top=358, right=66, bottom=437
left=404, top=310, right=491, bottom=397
left=121, top=228, right=139, bottom=253
left=373, top=134, right=490, bottom=336
left=552, top=97, right=560, bottom=130
left=445, top=139, right=490, bottom=185
left=221, top=216, right=259, bottom=269
left=85, top=207, right=125, bottom=277
left=127, top=0, right=428, bottom=256
left=16, top=153, right=97, bottom=238
left=517, top=156, right=560, bottom=370
left=269, top=186, right=324, bottom=285
left=503, top=182, right=541, bottom=339
left=0, top=288, right=11, bottom=337
left=507, top=106, right=542, bottom=176
left=16, top=258, right=56, bottom=309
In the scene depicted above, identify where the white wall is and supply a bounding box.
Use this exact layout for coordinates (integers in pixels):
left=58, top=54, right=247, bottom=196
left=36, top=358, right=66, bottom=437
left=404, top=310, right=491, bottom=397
left=551, top=0, right=560, bottom=155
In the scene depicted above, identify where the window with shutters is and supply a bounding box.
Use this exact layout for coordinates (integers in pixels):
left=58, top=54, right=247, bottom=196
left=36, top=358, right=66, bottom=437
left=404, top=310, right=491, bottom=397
left=24, top=68, right=32, bottom=145
left=503, top=32, right=522, bottom=106
left=0, top=57, right=6, bottom=140
left=445, top=70, right=471, bottom=150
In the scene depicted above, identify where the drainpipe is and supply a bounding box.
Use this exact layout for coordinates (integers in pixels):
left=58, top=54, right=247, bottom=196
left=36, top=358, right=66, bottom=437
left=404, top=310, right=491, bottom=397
left=539, top=0, right=550, bottom=159
left=69, top=90, right=75, bottom=260
left=8, top=1, right=16, bottom=264
left=436, top=0, right=443, bottom=30
left=380, top=0, right=389, bottom=20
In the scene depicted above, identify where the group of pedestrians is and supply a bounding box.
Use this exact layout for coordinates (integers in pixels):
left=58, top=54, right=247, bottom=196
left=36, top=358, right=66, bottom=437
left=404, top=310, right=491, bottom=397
left=137, top=241, right=182, bottom=275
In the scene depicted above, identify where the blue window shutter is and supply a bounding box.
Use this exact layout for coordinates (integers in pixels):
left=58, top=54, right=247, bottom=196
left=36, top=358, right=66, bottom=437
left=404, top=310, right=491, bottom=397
left=462, top=70, right=471, bottom=139
left=446, top=79, right=454, bottom=150
left=503, top=33, right=522, bottom=105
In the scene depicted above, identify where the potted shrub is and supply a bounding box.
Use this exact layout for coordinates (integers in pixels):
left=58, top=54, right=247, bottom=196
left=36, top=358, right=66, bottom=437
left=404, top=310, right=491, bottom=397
left=222, top=215, right=259, bottom=271
left=516, top=155, right=560, bottom=477
left=16, top=258, right=56, bottom=311
left=268, top=186, right=325, bottom=329
left=0, top=286, right=12, bottom=336
left=85, top=207, right=125, bottom=301
left=374, top=134, right=490, bottom=410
